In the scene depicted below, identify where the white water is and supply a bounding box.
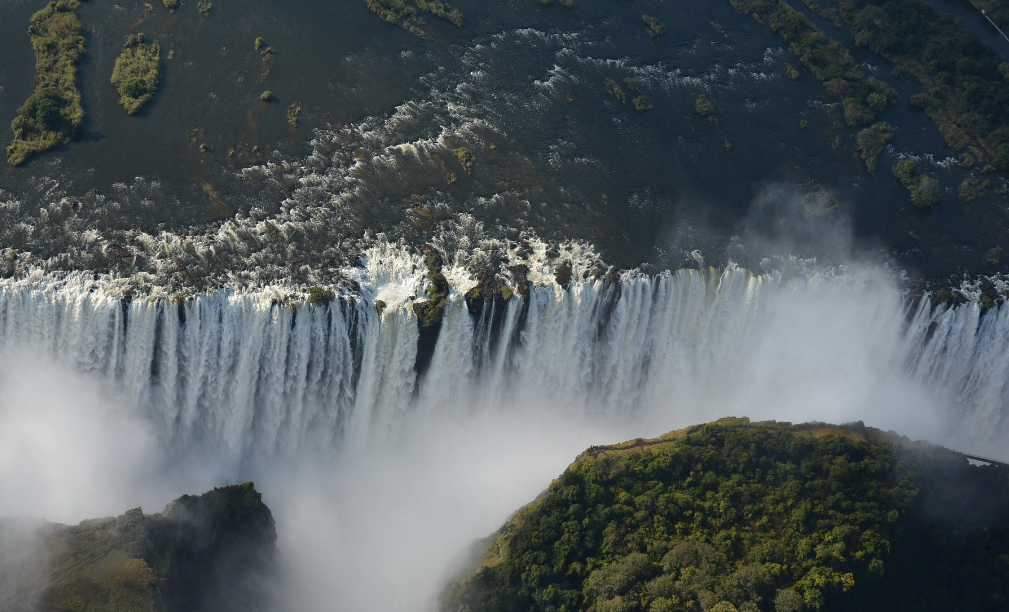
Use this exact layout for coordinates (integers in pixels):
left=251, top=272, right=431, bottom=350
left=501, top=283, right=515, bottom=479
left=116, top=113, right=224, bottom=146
left=1, top=256, right=1007, bottom=612
left=0, top=260, right=1004, bottom=458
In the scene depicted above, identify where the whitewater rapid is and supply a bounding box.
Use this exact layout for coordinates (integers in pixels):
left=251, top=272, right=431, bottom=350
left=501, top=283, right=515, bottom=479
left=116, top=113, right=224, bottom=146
left=0, top=252, right=1005, bottom=459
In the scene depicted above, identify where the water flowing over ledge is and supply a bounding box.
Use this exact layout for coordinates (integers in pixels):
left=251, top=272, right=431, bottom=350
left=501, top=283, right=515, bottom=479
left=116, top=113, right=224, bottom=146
left=0, top=259, right=1005, bottom=460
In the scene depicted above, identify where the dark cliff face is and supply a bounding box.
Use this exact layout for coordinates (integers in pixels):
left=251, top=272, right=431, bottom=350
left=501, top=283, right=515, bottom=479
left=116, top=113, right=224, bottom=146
left=150, top=482, right=279, bottom=612
left=1, top=482, right=277, bottom=612
left=439, top=419, right=1009, bottom=612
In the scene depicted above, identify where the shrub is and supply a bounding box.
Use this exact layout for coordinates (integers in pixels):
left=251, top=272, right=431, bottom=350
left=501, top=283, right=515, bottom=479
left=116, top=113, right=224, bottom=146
left=642, top=15, right=666, bottom=38
left=260, top=90, right=275, bottom=102
left=163, top=0, right=179, bottom=9
left=693, top=94, right=715, bottom=118
left=892, top=159, right=939, bottom=208
left=605, top=78, right=627, bottom=103
left=632, top=96, right=652, bottom=111
left=287, top=103, right=302, bottom=127
left=855, top=122, right=896, bottom=173
left=307, top=286, right=335, bottom=307
left=110, top=33, right=161, bottom=114
left=453, top=147, right=473, bottom=173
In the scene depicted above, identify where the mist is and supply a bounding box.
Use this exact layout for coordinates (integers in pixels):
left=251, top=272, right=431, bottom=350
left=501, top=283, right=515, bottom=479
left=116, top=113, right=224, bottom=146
left=0, top=209, right=984, bottom=612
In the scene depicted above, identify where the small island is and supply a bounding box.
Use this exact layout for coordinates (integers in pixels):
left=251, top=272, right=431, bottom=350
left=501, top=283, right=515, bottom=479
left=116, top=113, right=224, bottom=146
left=6, top=0, right=87, bottom=166
left=110, top=33, right=161, bottom=115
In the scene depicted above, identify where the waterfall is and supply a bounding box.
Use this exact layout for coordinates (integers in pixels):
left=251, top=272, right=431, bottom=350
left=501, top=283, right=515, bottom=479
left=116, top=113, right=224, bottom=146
left=0, top=262, right=1006, bottom=458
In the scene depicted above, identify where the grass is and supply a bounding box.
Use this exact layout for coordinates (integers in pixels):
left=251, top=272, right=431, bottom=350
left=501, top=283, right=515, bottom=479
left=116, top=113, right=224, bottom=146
left=893, top=158, right=941, bottom=208
left=110, top=34, right=161, bottom=115
left=7, top=0, right=87, bottom=166
left=855, top=121, right=896, bottom=173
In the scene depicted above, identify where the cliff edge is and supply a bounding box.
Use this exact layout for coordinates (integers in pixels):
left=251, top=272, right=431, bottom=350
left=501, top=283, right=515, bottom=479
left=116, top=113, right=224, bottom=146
left=440, top=418, right=1009, bottom=612
left=1, top=482, right=277, bottom=612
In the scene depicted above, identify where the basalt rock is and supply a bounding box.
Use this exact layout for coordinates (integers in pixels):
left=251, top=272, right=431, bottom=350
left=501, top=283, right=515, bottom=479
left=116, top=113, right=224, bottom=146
left=1, top=482, right=277, bottom=612
left=464, top=270, right=513, bottom=316
left=507, top=264, right=531, bottom=301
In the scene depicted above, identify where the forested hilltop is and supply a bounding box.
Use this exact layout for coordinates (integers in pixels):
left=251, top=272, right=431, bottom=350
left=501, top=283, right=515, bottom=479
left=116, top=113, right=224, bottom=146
left=441, top=419, right=1009, bottom=612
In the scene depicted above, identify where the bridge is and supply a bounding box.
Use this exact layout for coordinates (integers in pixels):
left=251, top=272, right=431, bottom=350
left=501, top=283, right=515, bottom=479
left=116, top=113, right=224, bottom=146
left=957, top=451, right=1009, bottom=468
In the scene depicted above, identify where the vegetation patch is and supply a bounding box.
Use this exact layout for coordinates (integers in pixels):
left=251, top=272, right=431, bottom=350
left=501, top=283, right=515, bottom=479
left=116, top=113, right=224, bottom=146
left=854, top=122, right=896, bottom=173
left=802, top=183, right=842, bottom=214
left=957, top=176, right=990, bottom=202
left=111, top=34, right=161, bottom=115
left=197, top=0, right=212, bottom=17
left=7, top=0, right=87, bottom=166
left=642, top=15, right=667, bottom=38
left=693, top=94, right=716, bottom=121
left=440, top=419, right=1009, bottom=612
left=413, top=245, right=449, bottom=328
left=829, top=0, right=1009, bottom=170
left=287, top=103, right=302, bottom=127
left=364, top=0, right=464, bottom=35
left=605, top=78, right=627, bottom=103
left=967, top=0, right=1009, bottom=31
left=453, top=147, right=474, bottom=174
left=728, top=0, right=893, bottom=129
left=632, top=96, right=652, bottom=112
left=163, top=0, right=179, bottom=9
left=307, top=286, right=335, bottom=307
left=260, top=90, right=275, bottom=102
left=892, top=158, right=940, bottom=208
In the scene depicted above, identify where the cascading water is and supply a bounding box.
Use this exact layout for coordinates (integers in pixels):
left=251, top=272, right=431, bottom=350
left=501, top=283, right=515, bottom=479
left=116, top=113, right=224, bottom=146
left=0, top=250, right=1004, bottom=460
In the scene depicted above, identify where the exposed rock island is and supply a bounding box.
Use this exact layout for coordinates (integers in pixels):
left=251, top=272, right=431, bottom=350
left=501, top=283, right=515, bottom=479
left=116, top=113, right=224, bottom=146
left=440, top=418, right=1009, bottom=612
left=0, top=482, right=277, bottom=612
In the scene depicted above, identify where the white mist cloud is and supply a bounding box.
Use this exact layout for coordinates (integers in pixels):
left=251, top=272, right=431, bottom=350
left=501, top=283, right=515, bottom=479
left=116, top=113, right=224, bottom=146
left=0, top=350, right=163, bottom=522
left=0, top=196, right=981, bottom=612
left=267, top=410, right=627, bottom=612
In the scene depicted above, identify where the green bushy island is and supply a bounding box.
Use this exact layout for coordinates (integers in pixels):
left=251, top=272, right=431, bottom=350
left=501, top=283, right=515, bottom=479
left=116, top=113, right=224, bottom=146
left=441, top=418, right=1009, bottom=612
left=6, top=0, right=87, bottom=166
left=111, top=33, right=161, bottom=115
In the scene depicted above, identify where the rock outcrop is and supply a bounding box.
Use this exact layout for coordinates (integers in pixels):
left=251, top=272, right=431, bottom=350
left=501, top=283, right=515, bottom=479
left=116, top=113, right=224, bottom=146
left=2, top=482, right=277, bottom=612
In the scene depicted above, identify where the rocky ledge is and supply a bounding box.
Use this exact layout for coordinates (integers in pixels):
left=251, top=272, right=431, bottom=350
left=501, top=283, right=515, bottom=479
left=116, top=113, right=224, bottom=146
left=1, top=482, right=276, bottom=612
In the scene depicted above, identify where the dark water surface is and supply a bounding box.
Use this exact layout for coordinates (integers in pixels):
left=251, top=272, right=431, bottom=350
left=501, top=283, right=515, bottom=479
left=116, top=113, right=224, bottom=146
left=1, top=0, right=1007, bottom=283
